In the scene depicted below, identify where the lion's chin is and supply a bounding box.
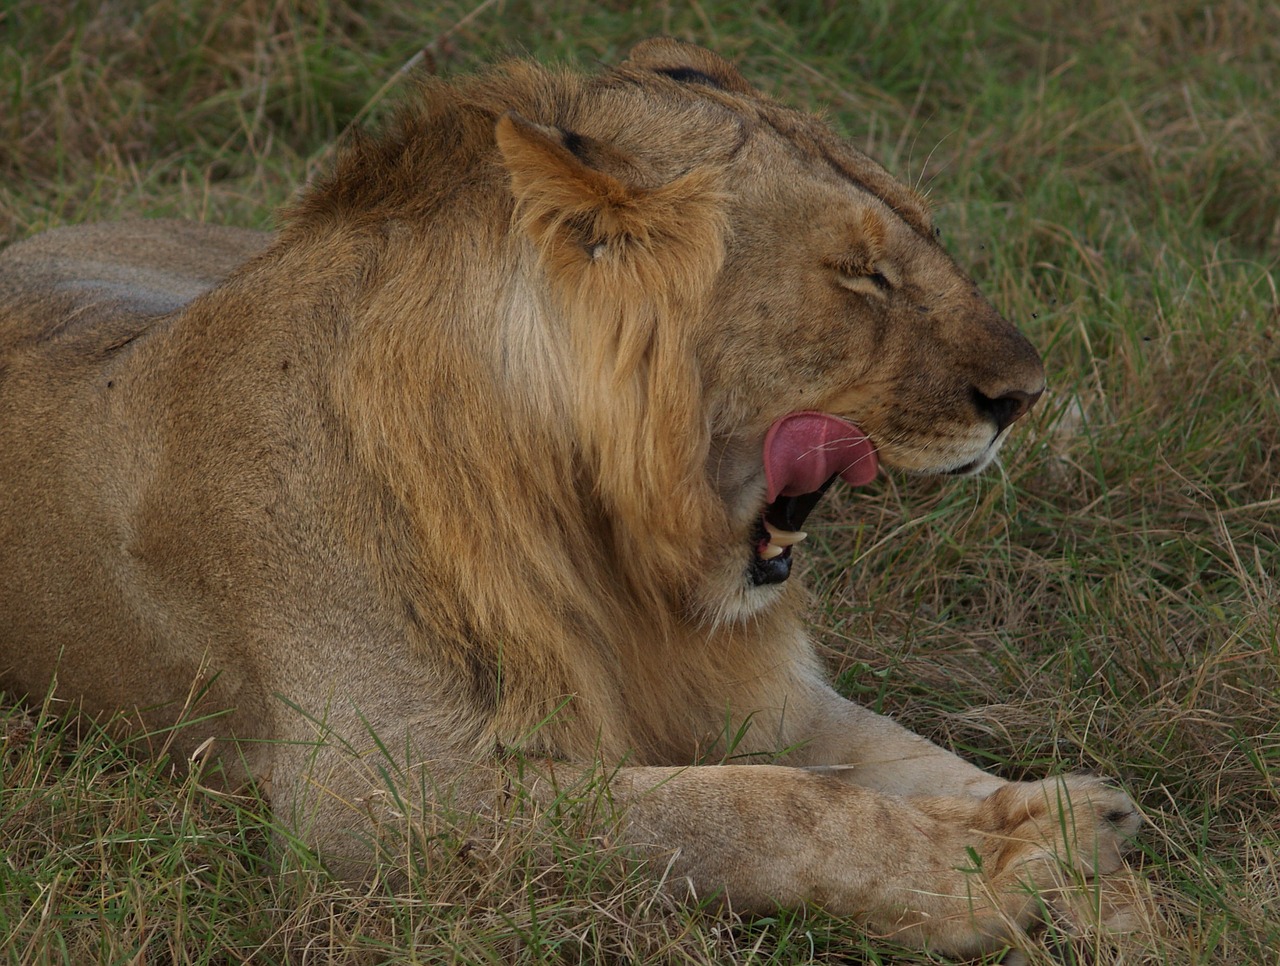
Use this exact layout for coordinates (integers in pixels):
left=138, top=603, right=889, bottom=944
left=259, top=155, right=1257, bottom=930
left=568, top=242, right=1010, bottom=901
left=940, top=428, right=1010, bottom=476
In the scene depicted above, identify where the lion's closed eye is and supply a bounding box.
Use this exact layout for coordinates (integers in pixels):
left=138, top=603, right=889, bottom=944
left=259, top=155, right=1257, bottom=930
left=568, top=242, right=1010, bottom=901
left=831, top=259, right=898, bottom=298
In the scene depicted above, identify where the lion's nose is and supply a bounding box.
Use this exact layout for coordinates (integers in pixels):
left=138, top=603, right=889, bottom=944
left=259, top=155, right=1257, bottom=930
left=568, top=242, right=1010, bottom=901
left=973, top=386, right=1043, bottom=433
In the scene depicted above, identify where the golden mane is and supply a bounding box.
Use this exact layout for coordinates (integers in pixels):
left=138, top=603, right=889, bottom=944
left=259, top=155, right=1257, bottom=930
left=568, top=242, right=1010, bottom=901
left=283, top=61, right=758, bottom=763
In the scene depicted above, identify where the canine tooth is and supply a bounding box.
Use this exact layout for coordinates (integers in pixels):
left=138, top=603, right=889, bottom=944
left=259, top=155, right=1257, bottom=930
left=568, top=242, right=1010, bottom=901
left=759, top=543, right=786, bottom=560
left=763, top=522, right=808, bottom=548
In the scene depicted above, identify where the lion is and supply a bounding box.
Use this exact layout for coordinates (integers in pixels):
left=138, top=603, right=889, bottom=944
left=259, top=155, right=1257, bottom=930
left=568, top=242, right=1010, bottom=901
left=0, top=39, right=1141, bottom=957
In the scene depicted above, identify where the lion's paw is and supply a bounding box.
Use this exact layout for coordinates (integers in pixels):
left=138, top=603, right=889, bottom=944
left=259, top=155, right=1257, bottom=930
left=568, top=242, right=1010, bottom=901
left=962, top=774, right=1145, bottom=955
left=893, top=776, right=1145, bottom=958
left=980, top=774, right=1142, bottom=880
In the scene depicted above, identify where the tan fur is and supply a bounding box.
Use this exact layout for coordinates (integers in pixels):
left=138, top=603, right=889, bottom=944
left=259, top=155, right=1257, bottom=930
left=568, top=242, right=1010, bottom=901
left=0, top=39, right=1140, bottom=957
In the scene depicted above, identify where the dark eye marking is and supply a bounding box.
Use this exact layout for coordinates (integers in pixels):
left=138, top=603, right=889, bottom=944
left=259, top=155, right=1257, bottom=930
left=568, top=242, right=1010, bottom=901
left=652, top=66, right=723, bottom=89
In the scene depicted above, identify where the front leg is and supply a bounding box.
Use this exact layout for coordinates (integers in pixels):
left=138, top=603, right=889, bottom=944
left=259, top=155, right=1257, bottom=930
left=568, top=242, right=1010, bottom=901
left=612, top=764, right=1141, bottom=958
left=783, top=680, right=1005, bottom=798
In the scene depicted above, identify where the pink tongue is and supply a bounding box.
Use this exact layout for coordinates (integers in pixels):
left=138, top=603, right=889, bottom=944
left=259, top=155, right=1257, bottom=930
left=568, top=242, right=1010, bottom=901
left=764, top=412, right=879, bottom=502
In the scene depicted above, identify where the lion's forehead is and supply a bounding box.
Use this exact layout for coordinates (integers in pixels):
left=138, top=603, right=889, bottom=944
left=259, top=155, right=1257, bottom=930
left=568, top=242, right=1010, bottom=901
left=570, top=69, right=933, bottom=239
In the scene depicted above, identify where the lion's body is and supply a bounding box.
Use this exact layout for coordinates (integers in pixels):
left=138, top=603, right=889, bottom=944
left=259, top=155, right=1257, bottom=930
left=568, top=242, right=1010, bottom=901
left=0, top=41, right=1139, bottom=956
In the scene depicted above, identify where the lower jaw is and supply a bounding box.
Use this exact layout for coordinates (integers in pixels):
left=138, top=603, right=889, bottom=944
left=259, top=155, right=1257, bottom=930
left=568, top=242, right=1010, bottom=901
left=945, top=457, right=984, bottom=476
left=748, top=546, right=792, bottom=586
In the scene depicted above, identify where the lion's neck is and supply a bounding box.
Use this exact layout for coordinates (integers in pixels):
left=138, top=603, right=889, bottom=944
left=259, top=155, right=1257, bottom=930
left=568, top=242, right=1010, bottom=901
left=258, top=214, right=774, bottom=764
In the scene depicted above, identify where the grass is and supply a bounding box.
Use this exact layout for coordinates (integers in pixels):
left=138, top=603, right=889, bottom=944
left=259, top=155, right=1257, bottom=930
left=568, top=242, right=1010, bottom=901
left=1, top=0, right=1278, bottom=962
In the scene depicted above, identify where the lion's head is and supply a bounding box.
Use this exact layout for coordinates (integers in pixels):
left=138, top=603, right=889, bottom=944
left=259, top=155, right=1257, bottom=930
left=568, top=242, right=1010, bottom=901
left=301, top=38, right=1043, bottom=639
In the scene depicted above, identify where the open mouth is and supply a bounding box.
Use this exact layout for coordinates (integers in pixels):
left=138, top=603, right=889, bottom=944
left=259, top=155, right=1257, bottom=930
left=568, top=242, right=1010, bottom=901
left=748, top=412, right=879, bottom=586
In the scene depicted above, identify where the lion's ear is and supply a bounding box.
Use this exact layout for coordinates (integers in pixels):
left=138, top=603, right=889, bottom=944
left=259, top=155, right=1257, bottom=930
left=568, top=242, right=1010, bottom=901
left=621, top=38, right=755, bottom=95
left=494, top=111, right=634, bottom=252
left=495, top=106, right=727, bottom=377
left=494, top=111, right=724, bottom=283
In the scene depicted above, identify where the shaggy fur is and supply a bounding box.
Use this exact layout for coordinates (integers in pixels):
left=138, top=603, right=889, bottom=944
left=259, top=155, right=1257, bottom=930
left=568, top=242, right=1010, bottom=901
left=0, top=39, right=1140, bottom=956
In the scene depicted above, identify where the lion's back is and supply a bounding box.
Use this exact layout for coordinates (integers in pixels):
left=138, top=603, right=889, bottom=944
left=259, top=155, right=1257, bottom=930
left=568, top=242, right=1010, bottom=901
left=0, top=220, right=270, bottom=348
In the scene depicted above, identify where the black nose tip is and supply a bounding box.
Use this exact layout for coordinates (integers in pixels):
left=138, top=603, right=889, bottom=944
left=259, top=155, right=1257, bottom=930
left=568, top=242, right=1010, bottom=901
left=973, top=387, right=1043, bottom=433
